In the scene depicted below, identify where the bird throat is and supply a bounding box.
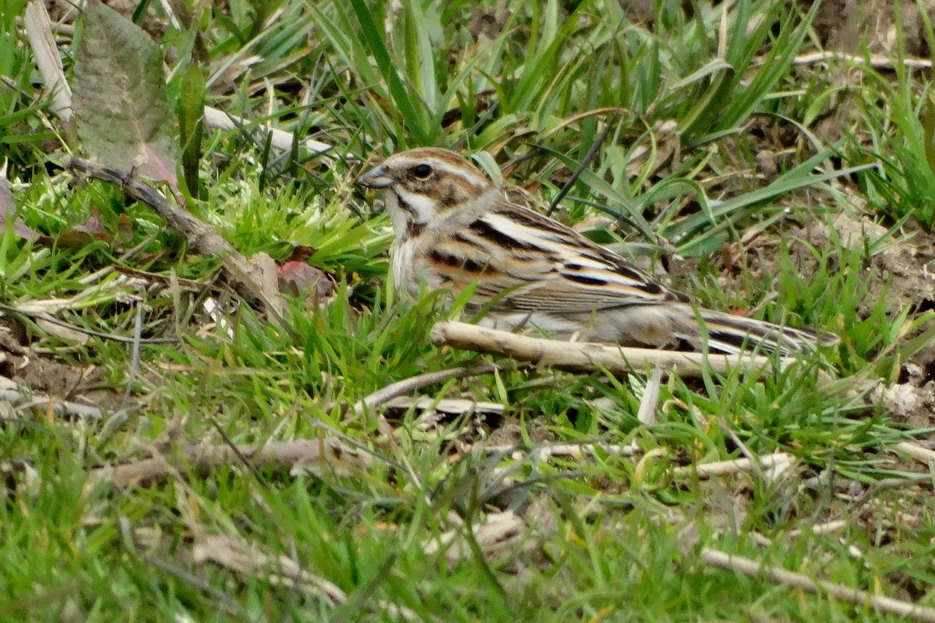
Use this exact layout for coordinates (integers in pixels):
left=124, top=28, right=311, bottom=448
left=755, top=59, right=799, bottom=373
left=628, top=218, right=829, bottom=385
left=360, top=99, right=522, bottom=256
left=386, top=188, right=435, bottom=241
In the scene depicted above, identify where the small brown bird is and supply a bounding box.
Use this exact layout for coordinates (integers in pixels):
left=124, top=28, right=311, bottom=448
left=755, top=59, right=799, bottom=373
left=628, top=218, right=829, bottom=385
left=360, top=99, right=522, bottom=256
left=359, top=147, right=836, bottom=355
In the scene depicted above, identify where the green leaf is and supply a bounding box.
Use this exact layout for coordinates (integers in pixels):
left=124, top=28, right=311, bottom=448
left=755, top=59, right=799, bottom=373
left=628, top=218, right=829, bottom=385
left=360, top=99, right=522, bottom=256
left=923, top=90, right=935, bottom=178
left=176, top=64, right=205, bottom=200
left=346, top=0, right=432, bottom=143
left=73, top=0, right=177, bottom=186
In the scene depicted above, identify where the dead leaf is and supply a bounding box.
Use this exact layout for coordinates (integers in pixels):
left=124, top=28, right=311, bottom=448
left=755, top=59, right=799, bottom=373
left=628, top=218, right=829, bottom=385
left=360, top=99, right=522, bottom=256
left=383, top=396, right=506, bottom=417
left=35, top=318, right=90, bottom=345
left=191, top=533, right=417, bottom=620
left=277, top=260, right=336, bottom=305
left=46, top=206, right=112, bottom=247
left=626, top=119, right=680, bottom=178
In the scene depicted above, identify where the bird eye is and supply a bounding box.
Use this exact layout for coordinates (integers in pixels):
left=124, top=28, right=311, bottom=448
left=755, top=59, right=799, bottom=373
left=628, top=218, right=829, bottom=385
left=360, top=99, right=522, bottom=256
left=412, top=164, right=433, bottom=179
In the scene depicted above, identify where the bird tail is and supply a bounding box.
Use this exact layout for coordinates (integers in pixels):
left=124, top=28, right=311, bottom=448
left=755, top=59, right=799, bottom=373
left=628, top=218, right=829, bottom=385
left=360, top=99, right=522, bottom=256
left=684, top=306, right=837, bottom=356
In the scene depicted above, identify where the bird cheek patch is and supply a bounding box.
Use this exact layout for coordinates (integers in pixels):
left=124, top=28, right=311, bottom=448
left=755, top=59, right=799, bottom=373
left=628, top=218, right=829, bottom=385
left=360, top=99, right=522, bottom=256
left=436, top=182, right=468, bottom=211
left=406, top=221, right=426, bottom=238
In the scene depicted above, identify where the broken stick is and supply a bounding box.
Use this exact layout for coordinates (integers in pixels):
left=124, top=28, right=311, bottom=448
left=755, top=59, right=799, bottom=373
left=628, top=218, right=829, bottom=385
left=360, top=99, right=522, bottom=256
left=89, top=438, right=368, bottom=488
left=62, top=156, right=286, bottom=324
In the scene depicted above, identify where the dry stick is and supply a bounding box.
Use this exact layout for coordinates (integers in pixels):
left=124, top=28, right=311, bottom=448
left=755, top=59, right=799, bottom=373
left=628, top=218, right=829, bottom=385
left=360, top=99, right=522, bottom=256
left=479, top=440, right=640, bottom=460
left=192, top=534, right=417, bottom=621
left=1, top=388, right=102, bottom=419
left=89, top=438, right=362, bottom=488
left=546, top=121, right=614, bottom=216
left=14, top=16, right=75, bottom=37
left=844, top=473, right=932, bottom=511
left=791, top=51, right=932, bottom=70
left=675, top=452, right=792, bottom=478
left=700, top=548, right=935, bottom=623
left=207, top=413, right=266, bottom=485
left=62, top=156, right=286, bottom=325
left=787, top=520, right=849, bottom=538
left=352, top=361, right=501, bottom=415
left=193, top=534, right=347, bottom=607
left=203, top=107, right=335, bottom=159
left=118, top=301, right=144, bottom=412
left=431, top=321, right=789, bottom=378
left=717, top=420, right=767, bottom=482
left=0, top=303, right=177, bottom=344
left=895, top=441, right=935, bottom=466
left=141, top=553, right=252, bottom=621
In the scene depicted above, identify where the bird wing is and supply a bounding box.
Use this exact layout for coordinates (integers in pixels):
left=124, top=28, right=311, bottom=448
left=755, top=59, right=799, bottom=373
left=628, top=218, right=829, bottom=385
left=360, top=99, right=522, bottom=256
left=426, top=200, right=687, bottom=314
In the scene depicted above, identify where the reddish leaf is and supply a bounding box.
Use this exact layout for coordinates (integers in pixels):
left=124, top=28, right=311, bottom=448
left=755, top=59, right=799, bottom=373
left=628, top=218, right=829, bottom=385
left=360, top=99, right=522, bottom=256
left=277, top=261, right=336, bottom=304
left=45, top=207, right=113, bottom=247
left=72, top=205, right=105, bottom=236
left=117, top=213, right=136, bottom=243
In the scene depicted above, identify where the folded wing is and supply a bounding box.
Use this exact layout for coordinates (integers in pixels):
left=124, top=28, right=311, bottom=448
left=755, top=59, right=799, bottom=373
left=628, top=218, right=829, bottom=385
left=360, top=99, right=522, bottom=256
left=428, top=201, right=686, bottom=314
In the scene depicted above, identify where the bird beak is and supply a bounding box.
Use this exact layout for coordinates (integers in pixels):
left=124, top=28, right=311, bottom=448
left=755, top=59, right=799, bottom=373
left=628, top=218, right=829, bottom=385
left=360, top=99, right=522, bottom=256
left=357, top=164, right=394, bottom=189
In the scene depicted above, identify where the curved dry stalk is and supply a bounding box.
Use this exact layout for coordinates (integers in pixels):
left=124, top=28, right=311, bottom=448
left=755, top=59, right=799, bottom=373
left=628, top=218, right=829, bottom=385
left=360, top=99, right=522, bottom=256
left=352, top=362, right=501, bottom=415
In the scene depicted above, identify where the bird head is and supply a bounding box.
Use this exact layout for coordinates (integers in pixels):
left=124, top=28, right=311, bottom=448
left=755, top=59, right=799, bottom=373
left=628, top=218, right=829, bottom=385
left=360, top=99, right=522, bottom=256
left=358, top=148, right=494, bottom=237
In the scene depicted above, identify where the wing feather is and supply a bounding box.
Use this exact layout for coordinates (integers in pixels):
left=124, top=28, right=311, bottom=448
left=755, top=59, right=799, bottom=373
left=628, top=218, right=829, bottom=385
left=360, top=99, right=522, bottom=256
left=426, top=199, right=686, bottom=314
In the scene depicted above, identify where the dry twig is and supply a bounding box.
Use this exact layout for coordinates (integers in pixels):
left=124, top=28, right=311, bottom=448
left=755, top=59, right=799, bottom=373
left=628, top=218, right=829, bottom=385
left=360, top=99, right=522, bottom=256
left=675, top=452, right=792, bottom=478
left=351, top=362, right=501, bottom=415
left=89, top=437, right=368, bottom=487
left=193, top=534, right=347, bottom=606
left=431, top=321, right=789, bottom=378
left=62, top=156, right=287, bottom=324
left=24, top=0, right=72, bottom=121
left=0, top=378, right=102, bottom=419
left=700, top=547, right=935, bottom=622
left=895, top=441, right=935, bottom=466
left=787, top=520, right=849, bottom=538
left=479, top=440, right=640, bottom=461
left=792, top=51, right=932, bottom=70
left=203, top=107, right=334, bottom=159
left=192, top=534, right=416, bottom=620
left=0, top=302, right=177, bottom=344
left=422, top=511, right=527, bottom=564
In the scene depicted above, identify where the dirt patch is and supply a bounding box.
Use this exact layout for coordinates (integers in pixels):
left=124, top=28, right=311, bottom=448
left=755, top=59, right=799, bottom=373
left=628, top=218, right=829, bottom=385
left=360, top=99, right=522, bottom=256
left=809, top=0, right=935, bottom=57
left=872, top=372, right=935, bottom=429
left=0, top=316, right=119, bottom=415
left=708, top=207, right=935, bottom=424
left=809, top=212, right=935, bottom=317
left=870, top=341, right=935, bottom=429
left=802, top=212, right=935, bottom=425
